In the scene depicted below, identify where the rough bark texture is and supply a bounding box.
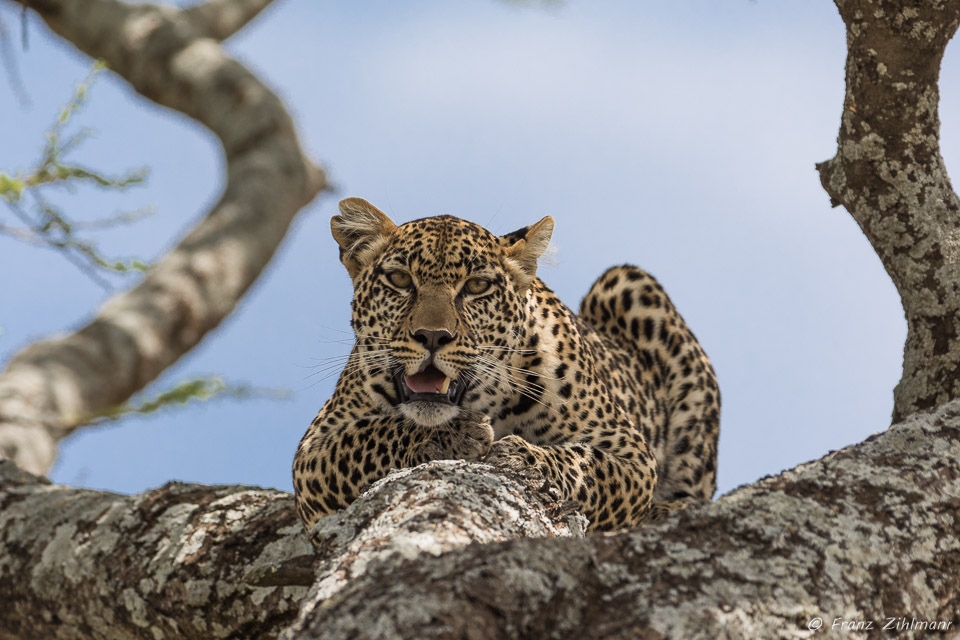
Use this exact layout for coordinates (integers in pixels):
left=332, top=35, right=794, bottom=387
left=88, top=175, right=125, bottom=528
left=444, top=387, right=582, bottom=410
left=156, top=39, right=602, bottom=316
left=284, top=461, right=586, bottom=639
left=0, top=459, right=314, bottom=640
left=293, top=400, right=960, bottom=640
left=0, top=0, right=327, bottom=475
left=816, top=0, right=960, bottom=422
left=0, top=460, right=584, bottom=640
left=4, top=403, right=960, bottom=640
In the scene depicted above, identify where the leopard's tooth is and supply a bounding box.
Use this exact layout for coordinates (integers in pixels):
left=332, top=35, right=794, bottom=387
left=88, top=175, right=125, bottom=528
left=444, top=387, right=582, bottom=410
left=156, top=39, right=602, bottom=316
left=439, top=376, right=451, bottom=394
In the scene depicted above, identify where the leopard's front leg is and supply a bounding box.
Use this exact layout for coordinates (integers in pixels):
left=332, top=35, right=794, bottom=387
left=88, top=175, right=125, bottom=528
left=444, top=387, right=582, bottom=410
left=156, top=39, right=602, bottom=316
left=294, top=406, right=493, bottom=533
left=485, top=430, right=658, bottom=531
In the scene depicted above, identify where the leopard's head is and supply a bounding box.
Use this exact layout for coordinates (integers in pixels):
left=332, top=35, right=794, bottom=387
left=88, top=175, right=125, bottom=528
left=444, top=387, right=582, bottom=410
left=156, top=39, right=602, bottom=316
left=331, top=197, right=553, bottom=427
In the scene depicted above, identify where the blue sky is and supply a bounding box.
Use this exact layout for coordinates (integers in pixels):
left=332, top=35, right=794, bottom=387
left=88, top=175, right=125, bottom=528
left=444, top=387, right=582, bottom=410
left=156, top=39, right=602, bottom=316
left=1, top=1, right=956, bottom=497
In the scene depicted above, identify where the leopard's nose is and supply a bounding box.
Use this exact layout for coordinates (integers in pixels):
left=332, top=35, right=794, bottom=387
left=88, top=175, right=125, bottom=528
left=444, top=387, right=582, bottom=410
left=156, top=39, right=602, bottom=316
left=412, top=328, right=455, bottom=353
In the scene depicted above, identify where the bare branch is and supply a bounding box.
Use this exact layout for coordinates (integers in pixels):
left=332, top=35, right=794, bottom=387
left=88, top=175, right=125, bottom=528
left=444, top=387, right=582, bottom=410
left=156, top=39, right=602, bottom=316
left=5, top=398, right=959, bottom=640
left=0, top=0, right=327, bottom=474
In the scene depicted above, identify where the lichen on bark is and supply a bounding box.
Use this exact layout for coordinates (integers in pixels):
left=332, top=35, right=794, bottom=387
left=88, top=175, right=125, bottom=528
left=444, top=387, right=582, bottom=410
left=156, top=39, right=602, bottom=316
left=0, top=460, right=314, bottom=640
left=817, top=0, right=960, bottom=422
left=284, top=461, right=586, bottom=638
left=290, top=400, right=960, bottom=640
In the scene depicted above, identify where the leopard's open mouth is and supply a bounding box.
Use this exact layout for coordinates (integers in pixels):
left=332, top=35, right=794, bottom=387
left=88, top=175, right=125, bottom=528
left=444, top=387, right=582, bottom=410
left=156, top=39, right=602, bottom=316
left=394, top=364, right=467, bottom=406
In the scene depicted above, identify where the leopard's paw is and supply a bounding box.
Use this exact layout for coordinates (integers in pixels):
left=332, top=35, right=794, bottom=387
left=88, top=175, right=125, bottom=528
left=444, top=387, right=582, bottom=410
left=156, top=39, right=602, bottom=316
left=485, top=434, right=544, bottom=473
left=485, top=435, right=554, bottom=494
left=446, top=414, right=494, bottom=461
left=647, top=498, right=695, bottom=522
left=410, top=413, right=494, bottom=464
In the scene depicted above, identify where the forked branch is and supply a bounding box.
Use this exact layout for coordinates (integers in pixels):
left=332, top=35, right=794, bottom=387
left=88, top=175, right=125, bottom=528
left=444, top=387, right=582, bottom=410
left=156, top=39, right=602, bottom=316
left=0, top=0, right=327, bottom=474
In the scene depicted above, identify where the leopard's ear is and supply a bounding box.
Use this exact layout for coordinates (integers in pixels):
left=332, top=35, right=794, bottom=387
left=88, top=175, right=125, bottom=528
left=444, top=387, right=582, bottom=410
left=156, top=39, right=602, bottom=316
left=331, top=198, right=398, bottom=278
left=501, top=215, right=554, bottom=287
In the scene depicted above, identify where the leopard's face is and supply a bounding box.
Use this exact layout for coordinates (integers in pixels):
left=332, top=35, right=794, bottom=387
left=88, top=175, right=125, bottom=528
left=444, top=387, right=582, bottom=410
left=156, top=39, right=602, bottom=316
left=332, top=199, right=553, bottom=427
left=351, top=217, right=532, bottom=426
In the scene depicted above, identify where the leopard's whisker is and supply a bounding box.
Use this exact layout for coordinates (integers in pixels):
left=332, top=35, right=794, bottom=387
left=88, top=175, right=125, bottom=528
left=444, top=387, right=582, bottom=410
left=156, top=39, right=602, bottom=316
left=316, top=324, right=355, bottom=337
left=311, top=348, right=394, bottom=360
left=469, top=360, right=559, bottom=414
left=475, top=359, right=562, bottom=412
left=308, top=349, right=394, bottom=367
left=476, top=345, right=536, bottom=354
left=317, top=330, right=393, bottom=347
left=306, top=353, right=396, bottom=384
left=304, top=361, right=365, bottom=380
left=304, top=351, right=394, bottom=378
left=475, top=355, right=564, bottom=381
left=318, top=324, right=391, bottom=340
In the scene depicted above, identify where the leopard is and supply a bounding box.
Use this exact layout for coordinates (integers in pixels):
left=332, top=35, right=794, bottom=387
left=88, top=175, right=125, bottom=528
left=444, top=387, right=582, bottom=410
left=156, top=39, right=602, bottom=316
left=293, top=197, right=719, bottom=536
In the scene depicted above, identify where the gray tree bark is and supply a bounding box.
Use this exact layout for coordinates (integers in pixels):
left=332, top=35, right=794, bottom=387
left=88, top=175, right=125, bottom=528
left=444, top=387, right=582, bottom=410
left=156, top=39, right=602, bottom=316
left=0, top=459, right=582, bottom=639
left=289, top=400, right=960, bottom=640
left=0, top=459, right=314, bottom=640
left=0, top=0, right=327, bottom=475
left=3, top=403, right=959, bottom=639
left=2, top=1, right=960, bottom=640
left=816, top=0, right=960, bottom=423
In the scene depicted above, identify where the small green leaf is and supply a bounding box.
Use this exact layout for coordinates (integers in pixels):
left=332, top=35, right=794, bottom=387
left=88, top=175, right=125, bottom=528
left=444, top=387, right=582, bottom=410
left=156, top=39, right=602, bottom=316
left=0, top=173, right=26, bottom=203
left=83, top=376, right=291, bottom=426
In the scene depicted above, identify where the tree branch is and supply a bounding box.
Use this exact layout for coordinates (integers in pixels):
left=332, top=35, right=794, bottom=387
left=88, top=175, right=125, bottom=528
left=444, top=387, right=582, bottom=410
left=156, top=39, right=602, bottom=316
left=6, top=401, right=911, bottom=640
left=287, top=401, right=960, bottom=639
left=0, top=459, right=315, bottom=640
left=816, top=0, right=960, bottom=422
left=0, top=0, right=327, bottom=474
left=286, top=461, right=585, bottom=636
left=5, top=404, right=959, bottom=639
left=0, top=460, right=585, bottom=639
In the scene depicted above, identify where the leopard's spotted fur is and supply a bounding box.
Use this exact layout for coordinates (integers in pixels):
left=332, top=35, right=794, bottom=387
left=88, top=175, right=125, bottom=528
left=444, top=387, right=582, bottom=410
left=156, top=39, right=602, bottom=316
left=293, top=198, right=719, bottom=536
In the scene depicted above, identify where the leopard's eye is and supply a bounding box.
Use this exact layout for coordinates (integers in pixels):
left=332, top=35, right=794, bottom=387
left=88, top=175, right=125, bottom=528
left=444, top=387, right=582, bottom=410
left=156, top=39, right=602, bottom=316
left=464, top=277, right=492, bottom=295
left=387, top=271, right=413, bottom=289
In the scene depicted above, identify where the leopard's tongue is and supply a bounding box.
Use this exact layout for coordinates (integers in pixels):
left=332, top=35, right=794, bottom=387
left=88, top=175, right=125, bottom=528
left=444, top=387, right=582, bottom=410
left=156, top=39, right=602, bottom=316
left=404, top=366, right=450, bottom=394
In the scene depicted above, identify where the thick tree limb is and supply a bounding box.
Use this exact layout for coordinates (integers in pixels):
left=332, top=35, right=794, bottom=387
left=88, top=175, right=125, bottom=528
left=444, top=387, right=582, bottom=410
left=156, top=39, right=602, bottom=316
left=816, top=0, right=960, bottom=422
left=289, top=400, right=960, bottom=640
left=0, top=0, right=327, bottom=474
left=0, top=459, right=314, bottom=640
left=5, top=404, right=959, bottom=639
left=0, top=460, right=585, bottom=640
left=286, top=461, right=586, bottom=637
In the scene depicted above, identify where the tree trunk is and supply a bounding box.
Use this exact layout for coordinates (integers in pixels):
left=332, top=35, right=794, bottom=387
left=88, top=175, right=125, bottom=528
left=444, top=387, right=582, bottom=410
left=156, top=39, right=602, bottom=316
left=816, top=0, right=960, bottom=423
left=0, top=0, right=327, bottom=475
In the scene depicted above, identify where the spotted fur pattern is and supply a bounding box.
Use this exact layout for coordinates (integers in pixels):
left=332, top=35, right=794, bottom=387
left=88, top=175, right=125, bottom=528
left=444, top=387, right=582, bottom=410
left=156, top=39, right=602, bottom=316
left=294, top=198, right=719, bottom=535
